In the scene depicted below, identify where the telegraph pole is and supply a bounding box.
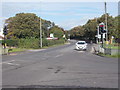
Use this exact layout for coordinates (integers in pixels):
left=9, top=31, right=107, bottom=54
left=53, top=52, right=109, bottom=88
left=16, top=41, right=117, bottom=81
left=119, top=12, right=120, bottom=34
left=105, top=2, right=108, bottom=43
left=40, top=17, right=42, bottom=48
left=40, top=1, right=42, bottom=48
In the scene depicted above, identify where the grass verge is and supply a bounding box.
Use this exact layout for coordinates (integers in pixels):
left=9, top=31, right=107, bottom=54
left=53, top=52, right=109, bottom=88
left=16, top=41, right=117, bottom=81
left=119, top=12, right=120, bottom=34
left=8, top=48, right=27, bottom=53
left=42, top=42, right=68, bottom=49
left=97, top=52, right=120, bottom=58
left=8, top=41, right=68, bottom=53
left=103, top=43, right=120, bottom=49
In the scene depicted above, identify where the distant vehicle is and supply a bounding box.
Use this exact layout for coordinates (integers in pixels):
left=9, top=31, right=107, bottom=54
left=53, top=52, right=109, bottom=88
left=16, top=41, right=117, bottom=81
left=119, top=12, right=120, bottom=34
left=75, top=41, right=87, bottom=51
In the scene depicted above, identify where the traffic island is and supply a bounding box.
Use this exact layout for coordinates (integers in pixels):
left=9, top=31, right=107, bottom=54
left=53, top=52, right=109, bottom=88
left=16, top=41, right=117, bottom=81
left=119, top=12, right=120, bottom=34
left=92, top=44, right=119, bottom=58
left=2, top=48, right=9, bottom=55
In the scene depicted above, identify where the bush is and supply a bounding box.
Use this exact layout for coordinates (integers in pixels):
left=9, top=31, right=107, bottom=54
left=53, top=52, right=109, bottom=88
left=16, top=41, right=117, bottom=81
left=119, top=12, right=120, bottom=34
left=2, top=39, right=18, bottom=47
left=1, top=38, right=66, bottom=49
left=43, top=39, right=65, bottom=47
left=18, top=38, right=39, bottom=49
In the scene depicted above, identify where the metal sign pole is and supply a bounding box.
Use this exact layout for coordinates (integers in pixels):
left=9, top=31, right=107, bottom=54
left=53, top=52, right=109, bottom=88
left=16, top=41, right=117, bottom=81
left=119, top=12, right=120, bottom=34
left=105, top=2, right=108, bottom=43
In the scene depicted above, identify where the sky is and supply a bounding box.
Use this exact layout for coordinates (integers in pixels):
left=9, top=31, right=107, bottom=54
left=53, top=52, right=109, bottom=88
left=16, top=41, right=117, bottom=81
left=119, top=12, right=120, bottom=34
left=0, top=0, right=119, bottom=30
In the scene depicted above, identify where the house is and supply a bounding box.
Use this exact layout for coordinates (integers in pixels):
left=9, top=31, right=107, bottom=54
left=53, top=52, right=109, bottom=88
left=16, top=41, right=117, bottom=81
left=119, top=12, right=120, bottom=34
left=0, top=35, right=4, bottom=40
left=0, top=28, right=4, bottom=40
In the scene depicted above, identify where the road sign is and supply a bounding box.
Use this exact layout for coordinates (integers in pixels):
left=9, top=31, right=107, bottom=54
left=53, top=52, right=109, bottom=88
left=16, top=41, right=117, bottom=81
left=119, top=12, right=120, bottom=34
left=103, top=33, right=105, bottom=38
left=96, top=35, right=101, bottom=38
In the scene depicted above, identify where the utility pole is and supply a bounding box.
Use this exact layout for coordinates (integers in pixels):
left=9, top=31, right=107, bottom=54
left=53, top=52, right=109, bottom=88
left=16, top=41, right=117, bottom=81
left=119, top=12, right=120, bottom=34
left=105, top=2, right=108, bottom=43
left=40, top=17, right=42, bottom=48
left=3, top=23, right=8, bottom=54
left=39, top=0, right=42, bottom=48
left=97, top=26, right=99, bottom=44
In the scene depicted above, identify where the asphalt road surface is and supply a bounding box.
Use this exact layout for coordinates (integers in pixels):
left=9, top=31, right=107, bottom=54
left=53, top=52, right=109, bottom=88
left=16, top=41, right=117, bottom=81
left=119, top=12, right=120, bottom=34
left=2, top=40, right=118, bottom=88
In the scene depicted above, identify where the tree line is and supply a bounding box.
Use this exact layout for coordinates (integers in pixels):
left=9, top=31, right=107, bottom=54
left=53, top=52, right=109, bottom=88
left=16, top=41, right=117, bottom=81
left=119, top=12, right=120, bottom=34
left=4, top=13, right=119, bottom=43
left=69, top=14, right=119, bottom=43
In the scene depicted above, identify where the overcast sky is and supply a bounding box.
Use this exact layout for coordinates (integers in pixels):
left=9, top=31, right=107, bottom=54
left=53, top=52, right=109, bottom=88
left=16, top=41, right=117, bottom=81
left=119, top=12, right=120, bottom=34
left=0, top=0, right=119, bottom=30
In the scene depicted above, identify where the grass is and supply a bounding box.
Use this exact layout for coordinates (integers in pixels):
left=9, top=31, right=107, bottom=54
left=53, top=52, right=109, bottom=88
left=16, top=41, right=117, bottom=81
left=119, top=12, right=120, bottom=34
left=103, top=43, right=120, bottom=49
left=97, top=52, right=120, bottom=58
left=8, top=48, right=26, bottom=53
left=8, top=41, right=68, bottom=53
left=42, top=42, right=67, bottom=49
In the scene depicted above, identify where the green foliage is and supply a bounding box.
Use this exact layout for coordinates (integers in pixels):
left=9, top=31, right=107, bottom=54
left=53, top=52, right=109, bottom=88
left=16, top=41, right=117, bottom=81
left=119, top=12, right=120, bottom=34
left=49, top=26, right=64, bottom=39
left=70, top=14, right=119, bottom=42
left=2, top=39, right=18, bottom=47
left=8, top=48, right=26, bottom=53
left=64, top=31, right=69, bottom=39
left=104, top=43, right=120, bottom=49
left=5, top=13, right=54, bottom=39
left=2, top=38, right=66, bottom=49
left=18, top=38, right=40, bottom=49
left=97, top=52, right=120, bottom=58
left=42, top=38, right=65, bottom=47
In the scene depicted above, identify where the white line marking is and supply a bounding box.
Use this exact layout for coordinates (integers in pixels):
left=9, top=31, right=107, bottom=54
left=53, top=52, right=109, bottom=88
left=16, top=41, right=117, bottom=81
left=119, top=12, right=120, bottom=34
left=55, top=54, right=63, bottom=58
left=0, top=60, right=15, bottom=64
left=7, top=62, right=20, bottom=66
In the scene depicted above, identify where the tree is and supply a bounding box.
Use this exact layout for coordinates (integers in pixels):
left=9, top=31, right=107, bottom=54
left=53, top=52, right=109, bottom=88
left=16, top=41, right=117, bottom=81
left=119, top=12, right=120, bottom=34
left=49, top=26, right=64, bottom=39
left=70, top=26, right=85, bottom=39
left=5, top=13, right=53, bottom=39
left=69, top=14, right=119, bottom=42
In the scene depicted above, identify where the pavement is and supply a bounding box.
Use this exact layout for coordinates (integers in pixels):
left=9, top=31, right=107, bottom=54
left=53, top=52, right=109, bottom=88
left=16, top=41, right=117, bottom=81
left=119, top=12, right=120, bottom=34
left=2, top=41, right=118, bottom=89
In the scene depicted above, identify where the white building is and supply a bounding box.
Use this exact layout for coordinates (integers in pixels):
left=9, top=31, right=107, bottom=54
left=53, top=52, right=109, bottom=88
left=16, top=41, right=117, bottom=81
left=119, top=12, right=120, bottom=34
left=0, top=28, right=4, bottom=40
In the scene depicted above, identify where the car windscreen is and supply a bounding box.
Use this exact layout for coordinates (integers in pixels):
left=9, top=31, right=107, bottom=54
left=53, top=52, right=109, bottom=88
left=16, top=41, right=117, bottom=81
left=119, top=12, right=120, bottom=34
left=77, top=42, right=85, bottom=44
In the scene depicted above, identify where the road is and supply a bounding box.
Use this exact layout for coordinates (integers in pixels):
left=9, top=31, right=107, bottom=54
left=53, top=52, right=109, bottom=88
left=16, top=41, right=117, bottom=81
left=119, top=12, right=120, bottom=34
left=2, top=40, right=118, bottom=88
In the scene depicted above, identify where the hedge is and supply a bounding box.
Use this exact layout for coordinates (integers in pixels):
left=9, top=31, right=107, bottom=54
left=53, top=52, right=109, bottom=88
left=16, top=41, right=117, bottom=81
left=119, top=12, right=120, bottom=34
left=1, top=38, right=66, bottom=49
left=1, top=39, right=18, bottom=47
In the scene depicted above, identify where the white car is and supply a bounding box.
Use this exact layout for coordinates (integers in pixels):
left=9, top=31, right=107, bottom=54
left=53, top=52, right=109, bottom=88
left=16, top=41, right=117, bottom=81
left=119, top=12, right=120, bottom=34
left=75, top=41, right=87, bottom=50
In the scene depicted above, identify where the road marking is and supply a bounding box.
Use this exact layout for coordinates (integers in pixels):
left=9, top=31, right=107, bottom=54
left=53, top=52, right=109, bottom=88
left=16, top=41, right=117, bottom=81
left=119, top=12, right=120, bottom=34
left=0, top=60, right=15, bottom=64
left=55, top=54, right=63, bottom=58
left=7, top=62, right=20, bottom=66
left=28, top=49, right=46, bottom=52
left=77, top=51, right=85, bottom=53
